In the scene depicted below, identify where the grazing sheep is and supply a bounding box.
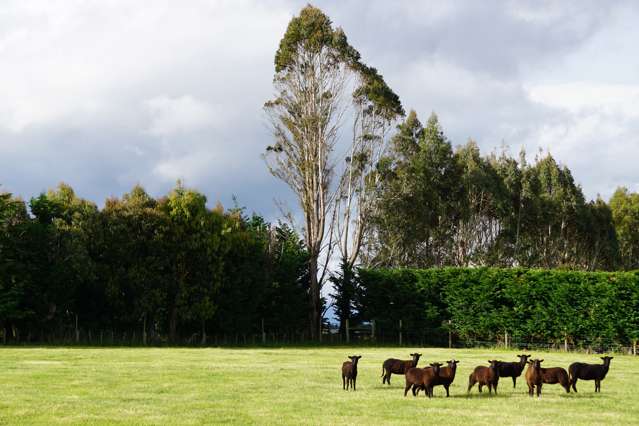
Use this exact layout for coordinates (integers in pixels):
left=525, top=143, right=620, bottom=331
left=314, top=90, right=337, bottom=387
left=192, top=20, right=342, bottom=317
left=404, top=363, right=443, bottom=398
left=497, top=354, right=531, bottom=388
left=468, top=360, right=500, bottom=395
left=525, top=358, right=543, bottom=397
left=381, top=353, right=422, bottom=385
left=569, top=356, right=613, bottom=392
left=342, top=355, right=362, bottom=391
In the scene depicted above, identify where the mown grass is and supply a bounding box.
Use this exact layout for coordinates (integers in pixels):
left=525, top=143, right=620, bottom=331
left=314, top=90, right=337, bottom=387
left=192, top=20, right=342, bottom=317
left=0, top=346, right=637, bottom=425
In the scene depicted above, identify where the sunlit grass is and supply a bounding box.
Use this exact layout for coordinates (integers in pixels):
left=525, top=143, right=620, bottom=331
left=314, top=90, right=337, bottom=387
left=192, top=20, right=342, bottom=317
left=0, top=346, right=636, bottom=425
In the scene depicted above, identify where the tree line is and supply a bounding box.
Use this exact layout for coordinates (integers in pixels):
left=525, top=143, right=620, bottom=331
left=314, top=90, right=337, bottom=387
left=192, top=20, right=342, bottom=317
left=0, top=183, right=310, bottom=344
left=3, top=5, right=639, bottom=343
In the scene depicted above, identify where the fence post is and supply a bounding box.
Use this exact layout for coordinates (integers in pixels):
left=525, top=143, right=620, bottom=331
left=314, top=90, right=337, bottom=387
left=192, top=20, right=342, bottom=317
left=634, top=339, right=637, bottom=356
left=399, top=319, right=403, bottom=346
left=564, top=334, right=569, bottom=352
left=346, top=319, right=350, bottom=344
left=143, top=314, right=147, bottom=346
left=371, top=320, right=376, bottom=342
left=505, top=331, right=509, bottom=349
left=261, top=318, right=266, bottom=344
left=448, top=320, right=452, bottom=349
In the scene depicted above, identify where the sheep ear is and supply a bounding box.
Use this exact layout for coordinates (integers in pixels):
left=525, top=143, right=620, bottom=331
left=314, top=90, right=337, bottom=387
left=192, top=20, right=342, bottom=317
left=539, top=359, right=544, bottom=362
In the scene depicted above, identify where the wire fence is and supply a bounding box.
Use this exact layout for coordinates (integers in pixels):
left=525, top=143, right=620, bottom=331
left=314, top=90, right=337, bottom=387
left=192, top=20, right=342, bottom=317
left=2, top=325, right=637, bottom=356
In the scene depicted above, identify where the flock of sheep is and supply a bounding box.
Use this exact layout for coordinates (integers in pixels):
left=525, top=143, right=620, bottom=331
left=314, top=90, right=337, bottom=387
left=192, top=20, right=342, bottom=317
left=341, top=353, right=614, bottom=398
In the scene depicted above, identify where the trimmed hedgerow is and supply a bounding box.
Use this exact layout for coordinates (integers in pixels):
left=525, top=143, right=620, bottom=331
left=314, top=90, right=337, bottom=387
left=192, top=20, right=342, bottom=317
left=357, top=268, right=639, bottom=346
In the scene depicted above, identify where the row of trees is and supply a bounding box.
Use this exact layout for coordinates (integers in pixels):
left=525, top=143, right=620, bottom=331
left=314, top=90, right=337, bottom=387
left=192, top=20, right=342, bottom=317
left=364, top=111, right=637, bottom=271
left=0, top=183, right=310, bottom=344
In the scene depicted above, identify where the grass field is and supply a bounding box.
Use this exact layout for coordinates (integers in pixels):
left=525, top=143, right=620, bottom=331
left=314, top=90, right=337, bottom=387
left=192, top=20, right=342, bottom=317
left=0, top=346, right=637, bottom=425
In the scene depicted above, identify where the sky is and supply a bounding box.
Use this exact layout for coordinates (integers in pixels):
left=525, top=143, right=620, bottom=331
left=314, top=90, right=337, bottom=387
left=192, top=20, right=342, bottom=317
left=1, top=0, right=639, bottom=220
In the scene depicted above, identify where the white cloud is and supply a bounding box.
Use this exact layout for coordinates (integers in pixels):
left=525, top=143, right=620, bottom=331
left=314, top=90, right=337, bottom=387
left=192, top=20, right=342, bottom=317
left=144, top=95, right=220, bottom=137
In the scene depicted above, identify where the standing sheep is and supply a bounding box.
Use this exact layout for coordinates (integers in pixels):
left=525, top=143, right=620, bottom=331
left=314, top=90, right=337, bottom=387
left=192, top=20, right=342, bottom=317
left=468, top=360, right=500, bottom=395
left=342, top=355, right=362, bottom=391
left=497, top=354, right=531, bottom=388
left=381, top=353, right=422, bottom=385
left=525, top=358, right=543, bottom=397
left=404, top=363, right=443, bottom=398
left=569, top=356, right=613, bottom=392
left=426, top=359, right=459, bottom=397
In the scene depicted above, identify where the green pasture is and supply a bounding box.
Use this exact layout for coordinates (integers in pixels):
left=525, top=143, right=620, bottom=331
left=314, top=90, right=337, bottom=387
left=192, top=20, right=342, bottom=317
left=0, top=347, right=636, bottom=425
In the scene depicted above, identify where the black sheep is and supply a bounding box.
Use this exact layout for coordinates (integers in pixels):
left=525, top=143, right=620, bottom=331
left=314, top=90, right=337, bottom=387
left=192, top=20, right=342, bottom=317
left=569, top=356, right=613, bottom=392
left=497, top=354, right=531, bottom=388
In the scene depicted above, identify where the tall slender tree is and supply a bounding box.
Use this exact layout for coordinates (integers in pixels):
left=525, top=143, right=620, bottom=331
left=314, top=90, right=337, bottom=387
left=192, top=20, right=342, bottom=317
left=264, top=5, right=401, bottom=339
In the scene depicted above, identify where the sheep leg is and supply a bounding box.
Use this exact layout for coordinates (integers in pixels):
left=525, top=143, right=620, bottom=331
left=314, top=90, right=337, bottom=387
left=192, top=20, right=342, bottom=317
left=488, top=383, right=492, bottom=394
left=528, top=383, right=534, bottom=397
left=512, top=377, right=516, bottom=388
left=342, top=375, right=346, bottom=390
left=444, top=384, right=450, bottom=397
left=493, top=381, right=498, bottom=395
left=536, top=383, right=542, bottom=398
left=595, top=379, right=600, bottom=393
left=479, top=383, right=483, bottom=393
left=467, top=376, right=476, bottom=393
left=404, top=383, right=411, bottom=397
left=571, top=377, right=578, bottom=393
left=353, top=377, right=357, bottom=391
left=426, top=385, right=433, bottom=398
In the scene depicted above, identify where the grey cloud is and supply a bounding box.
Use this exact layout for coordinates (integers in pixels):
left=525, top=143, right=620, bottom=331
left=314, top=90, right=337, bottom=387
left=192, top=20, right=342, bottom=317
left=1, top=0, right=638, bottom=221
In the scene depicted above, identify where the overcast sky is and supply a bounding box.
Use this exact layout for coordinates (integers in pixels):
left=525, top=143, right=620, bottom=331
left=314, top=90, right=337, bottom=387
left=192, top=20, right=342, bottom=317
left=2, top=0, right=638, bottom=219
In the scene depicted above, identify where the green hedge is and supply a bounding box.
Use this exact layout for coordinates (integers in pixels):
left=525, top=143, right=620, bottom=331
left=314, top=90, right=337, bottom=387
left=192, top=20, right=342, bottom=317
left=357, top=268, right=639, bottom=346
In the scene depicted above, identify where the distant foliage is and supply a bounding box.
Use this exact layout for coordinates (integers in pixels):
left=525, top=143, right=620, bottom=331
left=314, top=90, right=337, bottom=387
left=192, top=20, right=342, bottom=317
left=0, top=183, right=309, bottom=343
left=365, top=111, right=623, bottom=271
left=358, top=267, right=639, bottom=346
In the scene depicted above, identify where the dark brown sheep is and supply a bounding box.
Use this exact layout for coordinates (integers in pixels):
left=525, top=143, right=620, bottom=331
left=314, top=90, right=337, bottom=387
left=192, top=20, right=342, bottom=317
left=497, top=354, right=531, bottom=388
left=468, top=360, right=500, bottom=395
left=404, top=363, right=442, bottom=398
left=525, top=358, right=543, bottom=397
left=381, top=353, right=422, bottom=385
left=342, top=355, right=362, bottom=391
left=426, top=359, right=459, bottom=397
left=540, top=365, right=570, bottom=393
left=569, top=356, right=613, bottom=392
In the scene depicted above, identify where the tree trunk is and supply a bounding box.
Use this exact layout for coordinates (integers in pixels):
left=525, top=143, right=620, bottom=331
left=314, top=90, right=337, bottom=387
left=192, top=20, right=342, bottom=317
left=309, top=258, right=320, bottom=341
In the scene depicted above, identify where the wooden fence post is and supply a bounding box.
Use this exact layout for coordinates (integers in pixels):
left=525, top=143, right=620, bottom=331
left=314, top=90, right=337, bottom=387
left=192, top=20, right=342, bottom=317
left=448, top=320, right=452, bottom=349
left=371, top=320, right=376, bottom=342
left=346, top=319, right=350, bottom=343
